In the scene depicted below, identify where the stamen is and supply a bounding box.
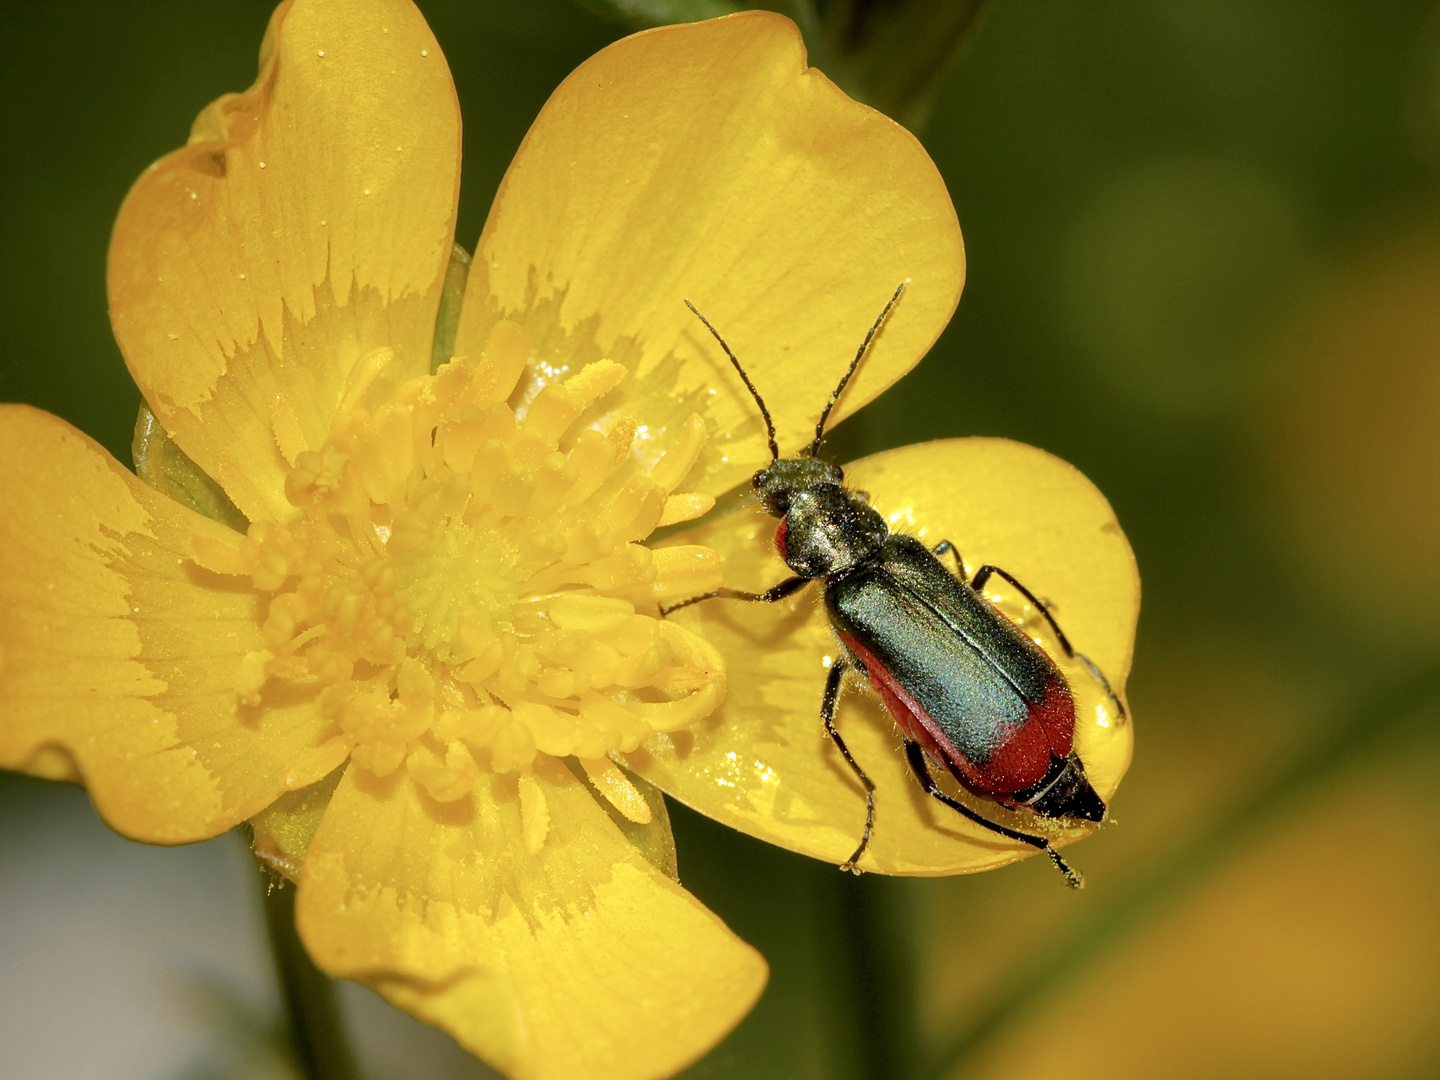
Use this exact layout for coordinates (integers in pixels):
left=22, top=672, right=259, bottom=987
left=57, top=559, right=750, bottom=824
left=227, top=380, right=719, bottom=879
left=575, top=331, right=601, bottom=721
left=201, top=328, right=727, bottom=854
left=658, top=492, right=716, bottom=527
left=581, top=757, right=653, bottom=824
left=185, top=532, right=245, bottom=576
left=648, top=413, right=709, bottom=493
left=337, top=345, right=395, bottom=415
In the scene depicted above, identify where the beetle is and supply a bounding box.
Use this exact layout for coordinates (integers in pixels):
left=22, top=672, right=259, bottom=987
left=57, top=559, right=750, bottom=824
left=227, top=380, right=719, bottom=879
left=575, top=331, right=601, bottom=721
left=667, top=283, right=1122, bottom=887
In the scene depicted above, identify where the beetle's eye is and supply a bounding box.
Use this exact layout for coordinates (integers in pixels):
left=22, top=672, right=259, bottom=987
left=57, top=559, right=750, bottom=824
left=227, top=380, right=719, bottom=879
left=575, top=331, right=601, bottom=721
left=751, top=470, right=765, bottom=489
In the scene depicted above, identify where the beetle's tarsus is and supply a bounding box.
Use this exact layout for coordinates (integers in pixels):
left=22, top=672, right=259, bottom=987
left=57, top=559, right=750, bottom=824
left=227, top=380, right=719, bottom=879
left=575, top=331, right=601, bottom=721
left=1047, top=845, right=1084, bottom=889
left=1076, top=650, right=1128, bottom=721
left=839, top=788, right=875, bottom=872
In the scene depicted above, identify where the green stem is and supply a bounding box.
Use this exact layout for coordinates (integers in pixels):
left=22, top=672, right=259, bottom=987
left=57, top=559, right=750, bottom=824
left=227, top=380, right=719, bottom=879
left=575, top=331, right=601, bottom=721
left=925, top=663, right=1440, bottom=1080
left=837, top=873, right=919, bottom=1080
left=260, top=875, right=360, bottom=1080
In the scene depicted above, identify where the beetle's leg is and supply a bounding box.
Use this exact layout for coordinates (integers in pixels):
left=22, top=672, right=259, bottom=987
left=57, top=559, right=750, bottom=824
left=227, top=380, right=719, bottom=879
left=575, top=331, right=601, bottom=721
left=820, top=659, right=875, bottom=874
left=969, top=564, right=1128, bottom=721
left=1074, top=652, right=1128, bottom=721
left=660, top=575, right=810, bottom=616
left=902, top=741, right=1084, bottom=889
left=971, top=564, right=1076, bottom=658
left=932, top=537, right=964, bottom=575
left=938, top=541, right=1069, bottom=652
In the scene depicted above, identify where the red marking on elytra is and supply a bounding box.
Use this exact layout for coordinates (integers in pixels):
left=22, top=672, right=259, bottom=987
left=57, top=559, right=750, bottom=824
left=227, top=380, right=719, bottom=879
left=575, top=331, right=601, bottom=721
left=975, top=711, right=1051, bottom=792
left=1031, top=674, right=1075, bottom=757
left=987, top=600, right=1077, bottom=758
left=839, top=631, right=1072, bottom=797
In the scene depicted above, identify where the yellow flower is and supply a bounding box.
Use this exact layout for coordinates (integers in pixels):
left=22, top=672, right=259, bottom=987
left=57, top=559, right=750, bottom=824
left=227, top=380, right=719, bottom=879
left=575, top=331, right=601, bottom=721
left=0, top=2, right=1138, bottom=1079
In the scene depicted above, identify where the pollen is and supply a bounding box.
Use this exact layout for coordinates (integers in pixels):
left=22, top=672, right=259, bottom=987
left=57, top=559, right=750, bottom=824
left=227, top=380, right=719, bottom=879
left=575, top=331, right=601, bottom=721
left=197, top=320, right=726, bottom=824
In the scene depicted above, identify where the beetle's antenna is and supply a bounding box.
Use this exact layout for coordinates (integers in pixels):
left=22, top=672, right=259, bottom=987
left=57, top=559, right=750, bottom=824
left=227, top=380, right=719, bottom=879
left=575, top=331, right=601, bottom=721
left=685, top=299, right=780, bottom=463
left=810, top=280, right=907, bottom=456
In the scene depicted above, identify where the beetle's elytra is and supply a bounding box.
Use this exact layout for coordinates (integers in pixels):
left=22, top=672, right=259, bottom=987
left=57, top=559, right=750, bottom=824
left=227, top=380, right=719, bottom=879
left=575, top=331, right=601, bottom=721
left=667, top=284, right=1121, bottom=887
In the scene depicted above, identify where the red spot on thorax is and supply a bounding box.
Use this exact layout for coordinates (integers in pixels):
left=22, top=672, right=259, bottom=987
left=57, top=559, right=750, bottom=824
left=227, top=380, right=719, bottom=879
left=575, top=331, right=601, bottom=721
left=774, top=517, right=789, bottom=560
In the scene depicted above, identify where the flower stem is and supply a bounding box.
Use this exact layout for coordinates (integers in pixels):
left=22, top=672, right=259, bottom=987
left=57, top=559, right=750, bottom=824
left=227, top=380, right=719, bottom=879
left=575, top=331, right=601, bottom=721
left=260, top=874, right=360, bottom=1080
left=835, top=873, right=919, bottom=1080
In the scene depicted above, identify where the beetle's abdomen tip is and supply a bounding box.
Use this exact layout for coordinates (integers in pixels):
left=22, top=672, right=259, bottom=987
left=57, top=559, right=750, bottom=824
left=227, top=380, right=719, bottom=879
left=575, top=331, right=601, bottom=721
left=1029, top=757, right=1107, bottom=822
left=1061, top=780, right=1107, bottom=823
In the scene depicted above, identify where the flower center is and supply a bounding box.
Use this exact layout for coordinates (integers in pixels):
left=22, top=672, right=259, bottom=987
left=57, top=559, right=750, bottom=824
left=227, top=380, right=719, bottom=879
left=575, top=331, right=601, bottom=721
left=393, top=514, right=520, bottom=662
left=189, top=321, right=724, bottom=841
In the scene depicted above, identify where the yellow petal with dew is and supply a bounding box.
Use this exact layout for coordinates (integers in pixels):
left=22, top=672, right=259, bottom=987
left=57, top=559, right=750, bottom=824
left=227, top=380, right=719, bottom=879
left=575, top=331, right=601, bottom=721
left=108, top=0, right=460, bottom=523
left=459, top=11, right=963, bottom=496
left=0, top=406, right=336, bottom=842
left=626, top=438, right=1139, bottom=876
left=296, top=757, right=767, bottom=1080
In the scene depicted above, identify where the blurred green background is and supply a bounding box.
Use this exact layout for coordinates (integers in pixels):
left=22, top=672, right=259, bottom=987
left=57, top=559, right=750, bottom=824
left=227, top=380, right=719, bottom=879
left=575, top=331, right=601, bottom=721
left=2, top=1, right=1439, bottom=1078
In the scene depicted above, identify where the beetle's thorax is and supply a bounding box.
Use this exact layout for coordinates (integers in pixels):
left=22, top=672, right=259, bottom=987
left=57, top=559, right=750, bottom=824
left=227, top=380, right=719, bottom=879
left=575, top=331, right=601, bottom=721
left=754, top=457, right=888, bottom=578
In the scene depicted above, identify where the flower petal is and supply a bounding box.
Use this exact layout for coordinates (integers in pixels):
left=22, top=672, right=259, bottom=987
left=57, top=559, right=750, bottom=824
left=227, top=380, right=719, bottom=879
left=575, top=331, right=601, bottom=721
left=108, top=0, right=460, bottom=522
left=297, top=758, right=767, bottom=1080
left=458, top=11, right=963, bottom=496
left=624, top=439, right=1139, bottom=876
left=251, top=766, right=346, bottom=882
left=0, top=406, right=334, bottom=842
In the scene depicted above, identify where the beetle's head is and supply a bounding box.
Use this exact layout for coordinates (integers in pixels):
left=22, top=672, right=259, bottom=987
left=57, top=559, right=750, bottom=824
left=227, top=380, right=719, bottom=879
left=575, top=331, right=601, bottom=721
left=752, top=456, right=843, bottom=517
